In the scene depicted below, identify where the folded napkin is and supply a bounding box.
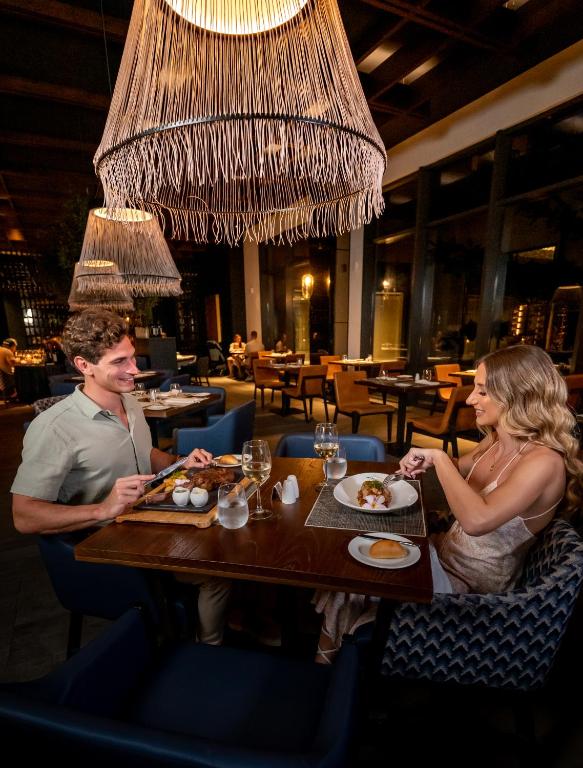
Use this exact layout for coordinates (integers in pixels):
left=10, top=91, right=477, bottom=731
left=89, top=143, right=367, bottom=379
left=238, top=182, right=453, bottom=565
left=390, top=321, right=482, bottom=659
left=163, top=397, right=203, bottom=406
left=417, top=379, right=437, bottom=385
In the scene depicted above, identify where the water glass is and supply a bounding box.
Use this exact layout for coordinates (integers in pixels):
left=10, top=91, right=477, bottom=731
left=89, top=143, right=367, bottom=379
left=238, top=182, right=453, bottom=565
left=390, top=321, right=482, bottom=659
left=149, top=388, right=160, bottom=403
left=170, top=382, right=182, bottom=395
left=324, top=446, right=347, bottom=481
left=217, top=483, right=249, bottom=529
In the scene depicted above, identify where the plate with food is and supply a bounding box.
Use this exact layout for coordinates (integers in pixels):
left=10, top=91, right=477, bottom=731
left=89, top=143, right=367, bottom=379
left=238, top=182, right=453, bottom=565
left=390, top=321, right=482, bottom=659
left=348, top=533, right=420, bottom=569
left=333, top=473, right=418, bottom=513
left=213, top=453, right=242, bottom=468
left=136, top=466, right=240, bottom=512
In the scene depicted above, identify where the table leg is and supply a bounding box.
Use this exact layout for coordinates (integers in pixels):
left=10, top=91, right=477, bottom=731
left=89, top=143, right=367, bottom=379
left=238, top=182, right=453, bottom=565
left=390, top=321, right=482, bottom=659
left=388, top=394, right=408, bottom=455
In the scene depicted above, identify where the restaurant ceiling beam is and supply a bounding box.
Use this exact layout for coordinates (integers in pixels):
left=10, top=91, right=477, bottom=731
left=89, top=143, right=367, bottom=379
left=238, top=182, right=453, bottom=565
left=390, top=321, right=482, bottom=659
left=0, top=131, right=96, bottom=154
left=361, top=0, right=508, bottom=53
left=0, top=75, right=109, bottom=110
left=0, top=0, right=128, bottom=42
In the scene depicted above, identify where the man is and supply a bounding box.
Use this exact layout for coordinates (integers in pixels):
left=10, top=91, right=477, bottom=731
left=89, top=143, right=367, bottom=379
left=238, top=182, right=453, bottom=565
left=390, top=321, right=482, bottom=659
left=0, top=337, right=17, bottom=401
left=11, top=310, right=229, bottom=644
left=243, top=330, right=264, bottom=380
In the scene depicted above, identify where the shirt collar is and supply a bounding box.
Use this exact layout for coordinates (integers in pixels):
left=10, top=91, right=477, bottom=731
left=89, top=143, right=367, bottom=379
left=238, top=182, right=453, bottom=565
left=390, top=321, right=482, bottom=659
left=71, top=384, right=129, bottom=421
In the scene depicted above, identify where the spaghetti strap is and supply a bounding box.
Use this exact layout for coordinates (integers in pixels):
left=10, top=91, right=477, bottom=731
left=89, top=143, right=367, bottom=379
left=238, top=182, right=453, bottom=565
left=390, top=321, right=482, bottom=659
left=466, top=442, right=497, bottom=482
left=522, top=499, right=561, bottom=521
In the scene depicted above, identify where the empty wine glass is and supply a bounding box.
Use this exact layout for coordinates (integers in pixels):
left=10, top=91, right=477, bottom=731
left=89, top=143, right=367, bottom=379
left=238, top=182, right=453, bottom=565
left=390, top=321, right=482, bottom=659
left=170, top=382, right=182, bottom=395
left=134, top=382, right=146, bottom=396
left=314, top=422, right=339, bottom=490
left=422, top=368, right=433, bottom=382
left=241, top=439, right=272, bottom=520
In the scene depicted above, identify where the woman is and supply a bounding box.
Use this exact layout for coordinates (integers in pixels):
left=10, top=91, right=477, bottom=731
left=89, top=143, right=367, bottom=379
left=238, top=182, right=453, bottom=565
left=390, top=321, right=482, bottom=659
left=314, top=345, right=583, bottom=663
left=227, top=334, right=246, bottom=379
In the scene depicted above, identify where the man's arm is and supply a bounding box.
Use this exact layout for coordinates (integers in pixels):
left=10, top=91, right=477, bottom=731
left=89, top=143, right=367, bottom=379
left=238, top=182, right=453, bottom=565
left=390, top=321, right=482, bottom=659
left=150, top=447, right=213, bottom=474
left=12, top=473, right=155, bottom=535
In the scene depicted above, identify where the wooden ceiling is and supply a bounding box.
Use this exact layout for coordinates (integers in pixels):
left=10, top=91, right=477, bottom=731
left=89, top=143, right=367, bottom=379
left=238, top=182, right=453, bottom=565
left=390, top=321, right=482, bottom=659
left=1, top=0, right=582, bottom=253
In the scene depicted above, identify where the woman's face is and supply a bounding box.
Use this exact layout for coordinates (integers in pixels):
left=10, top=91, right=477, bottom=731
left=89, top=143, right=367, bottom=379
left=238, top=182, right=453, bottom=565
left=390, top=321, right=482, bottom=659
left=466, top=363, right=501, bottom=427
left=234, top=335, right=241, bottom=344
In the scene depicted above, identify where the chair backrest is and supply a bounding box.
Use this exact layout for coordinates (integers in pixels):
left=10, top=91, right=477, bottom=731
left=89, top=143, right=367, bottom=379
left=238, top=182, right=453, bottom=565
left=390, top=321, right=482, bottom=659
left=565, top=374, right=583, bottom=411
left=297, top=364, right=327, bottom=396
left=196, top=356, right=210, bottom=375
left=380, top=359, right=407, bottom=374
left=181, top=384, right=226, bottom=415
left=382, top=518, right=583, bottom=691
left=275, top=432, right=386, bottom=461
left=48, top=374, right=76, bottom=396
left=174, top=400, right=256, bottom=456
left=253, top=358, right=279, bottom=385
left=258, top=350, right=272, bottom=358
left=32, top=394, right=69, bottom=415
left=431, top=384, right=473, bottom=432
left=434, top=363, right=461, bottom=384
left=320, top=355, right=342, bottom=381
left=334, top=370, right=370, bottom=408
left=135, top=356, right=148, bottom=371
left=206, top=340, right=226, bottom=364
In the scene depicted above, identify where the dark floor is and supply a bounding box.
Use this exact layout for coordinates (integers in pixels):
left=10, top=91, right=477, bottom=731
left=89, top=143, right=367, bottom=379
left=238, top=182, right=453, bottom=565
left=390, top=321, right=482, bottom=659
left=1, top=380, right=582, bottom=766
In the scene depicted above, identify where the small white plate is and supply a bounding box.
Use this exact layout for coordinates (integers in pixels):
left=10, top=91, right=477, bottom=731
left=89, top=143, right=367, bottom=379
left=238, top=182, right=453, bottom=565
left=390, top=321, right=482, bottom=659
left=333, top=473, right=418, bottom=513
left=348, top=533, right=420, bottom=569
left=145, top=404, right=168, bottom=411
left=214, top=454, right=242, bottom=467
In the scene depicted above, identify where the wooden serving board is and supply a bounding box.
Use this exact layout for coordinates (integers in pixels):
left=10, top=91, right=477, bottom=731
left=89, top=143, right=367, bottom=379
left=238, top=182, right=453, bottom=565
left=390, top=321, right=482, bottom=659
left=115, top=476, right=254, bottom=528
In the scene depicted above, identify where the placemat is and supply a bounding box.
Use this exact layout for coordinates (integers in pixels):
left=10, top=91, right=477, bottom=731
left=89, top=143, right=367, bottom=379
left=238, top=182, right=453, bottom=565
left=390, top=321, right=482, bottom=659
left=304, top=479, right=426, bottom=537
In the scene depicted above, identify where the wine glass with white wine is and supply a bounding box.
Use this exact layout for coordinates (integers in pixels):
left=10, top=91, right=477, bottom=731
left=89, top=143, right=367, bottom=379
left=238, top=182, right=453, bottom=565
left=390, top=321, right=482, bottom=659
left=241, top=439, right=272, bottom=519
left=314, top=422, right=339, bottom=490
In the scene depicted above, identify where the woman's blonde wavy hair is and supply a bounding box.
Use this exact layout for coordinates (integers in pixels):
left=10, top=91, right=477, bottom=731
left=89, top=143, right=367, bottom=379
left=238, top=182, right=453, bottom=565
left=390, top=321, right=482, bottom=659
left=477, top=345, right=583, bottom=517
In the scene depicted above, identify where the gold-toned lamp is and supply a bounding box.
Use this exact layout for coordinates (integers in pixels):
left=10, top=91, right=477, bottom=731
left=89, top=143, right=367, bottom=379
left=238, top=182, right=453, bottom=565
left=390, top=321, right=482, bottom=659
left=76, top=208, right=182, bottom=297
left=95, top=0, right=386, bottom=246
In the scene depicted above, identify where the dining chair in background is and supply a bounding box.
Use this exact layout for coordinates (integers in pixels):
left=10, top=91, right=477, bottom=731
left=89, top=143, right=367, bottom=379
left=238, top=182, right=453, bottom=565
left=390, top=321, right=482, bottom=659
left=252, top=359, right=284, bottom=408
left=429, top=363, right=461, bottom=414
left=405, top=384, right=476, bottom=458
left=0, top=605, right=359, bottom=767
left=333, top=370, right=394, bottom=444
left=274, top=432, right=386, bottom=461
left=565, top=374, right=583, bottom=413
left=319, top=355, right=342, bottom=399
left=281, top=364, right=329, bottom=422
left=173, top=399, right=256, bottom=457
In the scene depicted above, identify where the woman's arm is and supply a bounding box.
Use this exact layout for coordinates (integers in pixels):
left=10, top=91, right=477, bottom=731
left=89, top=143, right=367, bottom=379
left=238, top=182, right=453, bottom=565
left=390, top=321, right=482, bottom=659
left=400, top=445, right=564, bottom=535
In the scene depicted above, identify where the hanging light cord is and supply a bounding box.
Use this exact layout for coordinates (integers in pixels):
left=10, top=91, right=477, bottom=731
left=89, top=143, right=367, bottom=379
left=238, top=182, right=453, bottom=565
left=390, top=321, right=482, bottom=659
left=100, top=0, right=113, bottom=98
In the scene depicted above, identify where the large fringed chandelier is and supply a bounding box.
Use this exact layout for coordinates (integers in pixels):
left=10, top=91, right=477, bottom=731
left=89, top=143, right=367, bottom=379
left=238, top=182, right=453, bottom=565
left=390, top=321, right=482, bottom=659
left=94, top=0, right=386, bottom=246
left=68, top=262, right=134, bottom=313
left=76, top=208, right=182, bottom=297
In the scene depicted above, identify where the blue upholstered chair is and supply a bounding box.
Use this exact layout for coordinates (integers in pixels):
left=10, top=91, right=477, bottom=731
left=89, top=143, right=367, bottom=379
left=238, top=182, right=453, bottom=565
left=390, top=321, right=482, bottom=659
left=275, top=432, right=386, bottom=462
left=0, top=606, right=359, bottom=767
left=173, top=400, right=256, bottom=457
left=380, top=518, right=583, bottom=691
left=37, top=531, right=193, bottom=658
left=48, top=374, right=76, bottom=396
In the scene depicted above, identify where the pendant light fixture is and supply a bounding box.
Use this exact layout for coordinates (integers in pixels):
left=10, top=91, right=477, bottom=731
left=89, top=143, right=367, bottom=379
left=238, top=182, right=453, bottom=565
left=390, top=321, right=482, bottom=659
left=76, top=208, right=182, bottom=297
left=68, top=262, right=135, bottom=313
left=94, top=0, right=386, bottom=246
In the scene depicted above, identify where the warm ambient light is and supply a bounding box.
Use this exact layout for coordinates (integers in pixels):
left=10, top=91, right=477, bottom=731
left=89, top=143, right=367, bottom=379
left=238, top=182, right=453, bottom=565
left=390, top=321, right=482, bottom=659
left=301, top=274, right=314, bottom=299
left=93, top=207, right=153, bottom=223
left=165, top=0, right=308, bottom=34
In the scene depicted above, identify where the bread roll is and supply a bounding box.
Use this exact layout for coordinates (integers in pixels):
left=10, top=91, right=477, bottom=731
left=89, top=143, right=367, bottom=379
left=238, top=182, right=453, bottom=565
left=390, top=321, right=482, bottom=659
left=219, top=454, right=239, bottom=465
left=368, top=539, right=407, bottom=559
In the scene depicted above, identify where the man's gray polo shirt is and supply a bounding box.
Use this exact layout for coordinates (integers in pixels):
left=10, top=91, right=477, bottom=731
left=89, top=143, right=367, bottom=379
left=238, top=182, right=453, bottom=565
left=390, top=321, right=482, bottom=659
left=11, top=386, right=153, bottom=505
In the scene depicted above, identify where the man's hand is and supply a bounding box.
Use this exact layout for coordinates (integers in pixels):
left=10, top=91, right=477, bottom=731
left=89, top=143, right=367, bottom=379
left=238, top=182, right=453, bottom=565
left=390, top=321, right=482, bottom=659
left=96, top=474, right=155, bottom=520
left=183, top=448, right=213, bottom=469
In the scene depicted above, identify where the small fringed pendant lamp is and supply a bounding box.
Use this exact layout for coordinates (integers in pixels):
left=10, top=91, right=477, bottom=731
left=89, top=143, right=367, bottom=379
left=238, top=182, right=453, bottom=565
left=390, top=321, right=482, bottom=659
left=76, top=208, right=182, bottom=297
left=68, top=262, right=135, bottom=313
left=94, top=0, right=386, bottom=245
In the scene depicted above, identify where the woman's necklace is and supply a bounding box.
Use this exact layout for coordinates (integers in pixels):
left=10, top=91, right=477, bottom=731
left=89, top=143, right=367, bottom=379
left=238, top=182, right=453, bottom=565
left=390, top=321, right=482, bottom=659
left=489, top=442, right=522, bottom=471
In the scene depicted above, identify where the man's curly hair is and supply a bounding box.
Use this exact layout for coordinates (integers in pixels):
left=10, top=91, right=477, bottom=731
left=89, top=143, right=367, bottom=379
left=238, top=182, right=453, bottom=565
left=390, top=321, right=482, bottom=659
left=61, top=310, right=128, bottom=365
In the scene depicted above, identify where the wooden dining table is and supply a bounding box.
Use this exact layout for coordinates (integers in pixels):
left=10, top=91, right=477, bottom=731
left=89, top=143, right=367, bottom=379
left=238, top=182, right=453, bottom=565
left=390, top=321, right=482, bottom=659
left=356, top=378, right=452, bottom=454
left=141, top=392, right=221, bottom=447
left=75, top=457, right=433, bottom=605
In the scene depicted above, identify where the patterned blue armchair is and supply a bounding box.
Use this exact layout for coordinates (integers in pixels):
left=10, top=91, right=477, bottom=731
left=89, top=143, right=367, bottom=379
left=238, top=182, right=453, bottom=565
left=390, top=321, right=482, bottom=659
left=382, top=518, right=583, bottom=691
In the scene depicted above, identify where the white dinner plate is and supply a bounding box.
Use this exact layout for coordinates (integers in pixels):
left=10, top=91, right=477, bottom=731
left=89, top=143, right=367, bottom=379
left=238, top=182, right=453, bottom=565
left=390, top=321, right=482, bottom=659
left=348, top=533, right=420, bottom=569
left=144, top=403, right=168, bottom=411
left=214, top=454, right=242, bottom=468
left=333, top=473, right=418, bottom=513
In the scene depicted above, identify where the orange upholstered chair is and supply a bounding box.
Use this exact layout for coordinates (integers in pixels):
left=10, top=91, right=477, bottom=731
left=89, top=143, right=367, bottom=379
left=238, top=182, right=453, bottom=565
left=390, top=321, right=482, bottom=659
left=333, top=370, right=394, bottom=443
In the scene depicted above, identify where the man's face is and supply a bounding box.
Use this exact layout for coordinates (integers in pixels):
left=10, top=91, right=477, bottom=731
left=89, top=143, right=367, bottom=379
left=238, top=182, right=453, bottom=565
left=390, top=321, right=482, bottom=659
left=76, top=335, right=139, bottom=395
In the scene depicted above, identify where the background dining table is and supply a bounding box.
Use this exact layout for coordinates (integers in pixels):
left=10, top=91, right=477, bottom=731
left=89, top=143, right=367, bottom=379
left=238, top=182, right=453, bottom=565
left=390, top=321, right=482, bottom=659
left=141, top=392, right=221, bottom=447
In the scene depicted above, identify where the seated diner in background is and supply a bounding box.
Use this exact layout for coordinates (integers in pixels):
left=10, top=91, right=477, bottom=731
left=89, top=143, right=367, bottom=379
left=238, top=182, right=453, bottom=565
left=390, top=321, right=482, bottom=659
left=0, top=337, right=17, bottom=402
left=314, top=344, right=583, bottom=663
left=274, top=333, right=292, bottom=354
left=242, top=330, right=265, bottom=380
left=227, top=333, right=246, bottom=380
